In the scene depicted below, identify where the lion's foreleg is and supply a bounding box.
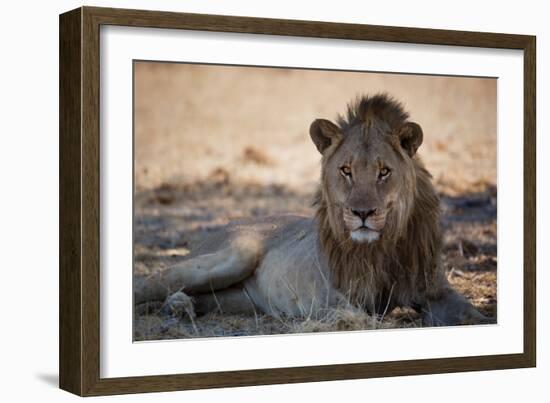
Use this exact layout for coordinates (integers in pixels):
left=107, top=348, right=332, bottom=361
left=420, top=287, right=489, bottom=326
left=159, top=286, right=259, bottom=318
left=194, top=287, right=258, bottom=315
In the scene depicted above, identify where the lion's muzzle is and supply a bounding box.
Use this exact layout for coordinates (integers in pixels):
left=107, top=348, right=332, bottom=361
left=343, top=208, right=387, bottom=243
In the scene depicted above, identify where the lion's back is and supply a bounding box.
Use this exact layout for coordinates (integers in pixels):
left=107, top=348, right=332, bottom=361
left=183, top=214, right=314, bottom=259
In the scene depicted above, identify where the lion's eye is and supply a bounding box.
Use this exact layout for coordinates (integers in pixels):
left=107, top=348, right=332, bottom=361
left=340, top=166, right=352, bottom=177
left=379, top=167, right=391, bottom=179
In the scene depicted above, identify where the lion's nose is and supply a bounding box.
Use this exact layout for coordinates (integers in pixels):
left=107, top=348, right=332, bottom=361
left=351, top=208, right=377, bottom=222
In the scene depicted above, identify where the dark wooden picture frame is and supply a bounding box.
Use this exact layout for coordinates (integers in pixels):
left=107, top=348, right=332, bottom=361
left=59, top=6, right=536, bottom=396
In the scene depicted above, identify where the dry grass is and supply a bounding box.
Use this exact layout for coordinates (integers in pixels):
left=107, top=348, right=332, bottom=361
left=135, top=306, right=421, bottom=341
left=133, top=62, right=497, bottom=341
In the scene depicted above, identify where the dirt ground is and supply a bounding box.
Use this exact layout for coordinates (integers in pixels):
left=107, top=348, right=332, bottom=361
left=133, top=62, right=497, bottom=340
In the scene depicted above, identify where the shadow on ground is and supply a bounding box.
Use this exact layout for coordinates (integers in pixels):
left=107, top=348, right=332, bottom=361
left=35, top=373, right=58, bottom=388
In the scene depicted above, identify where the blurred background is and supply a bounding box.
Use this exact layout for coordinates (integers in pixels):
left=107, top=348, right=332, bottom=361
left=133, top=62, right=497, bottom=339
left=134, top=62, right=496, bottom=195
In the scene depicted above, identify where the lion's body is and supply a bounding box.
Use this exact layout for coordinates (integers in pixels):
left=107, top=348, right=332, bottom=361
left=135, top=94, right=487, bottom=326
left=135, top=215, right=341, bottom=318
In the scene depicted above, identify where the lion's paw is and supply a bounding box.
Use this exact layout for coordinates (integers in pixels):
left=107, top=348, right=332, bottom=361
left=460, top=308, right=494, bottom=325
left=161, top=291, right=196, bottom=319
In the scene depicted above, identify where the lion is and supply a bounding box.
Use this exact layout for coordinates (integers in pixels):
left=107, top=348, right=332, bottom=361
left=135, top=93, right=488, bottom=327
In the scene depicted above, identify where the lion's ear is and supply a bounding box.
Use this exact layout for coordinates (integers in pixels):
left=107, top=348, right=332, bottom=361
left=309, top=119, right=343, bottom=154
left=397, top=122, right=423, bottom=157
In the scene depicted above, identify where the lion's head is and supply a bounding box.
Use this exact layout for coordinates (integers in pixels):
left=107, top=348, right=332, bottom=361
left=311, top=94, right=423, bottom=245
